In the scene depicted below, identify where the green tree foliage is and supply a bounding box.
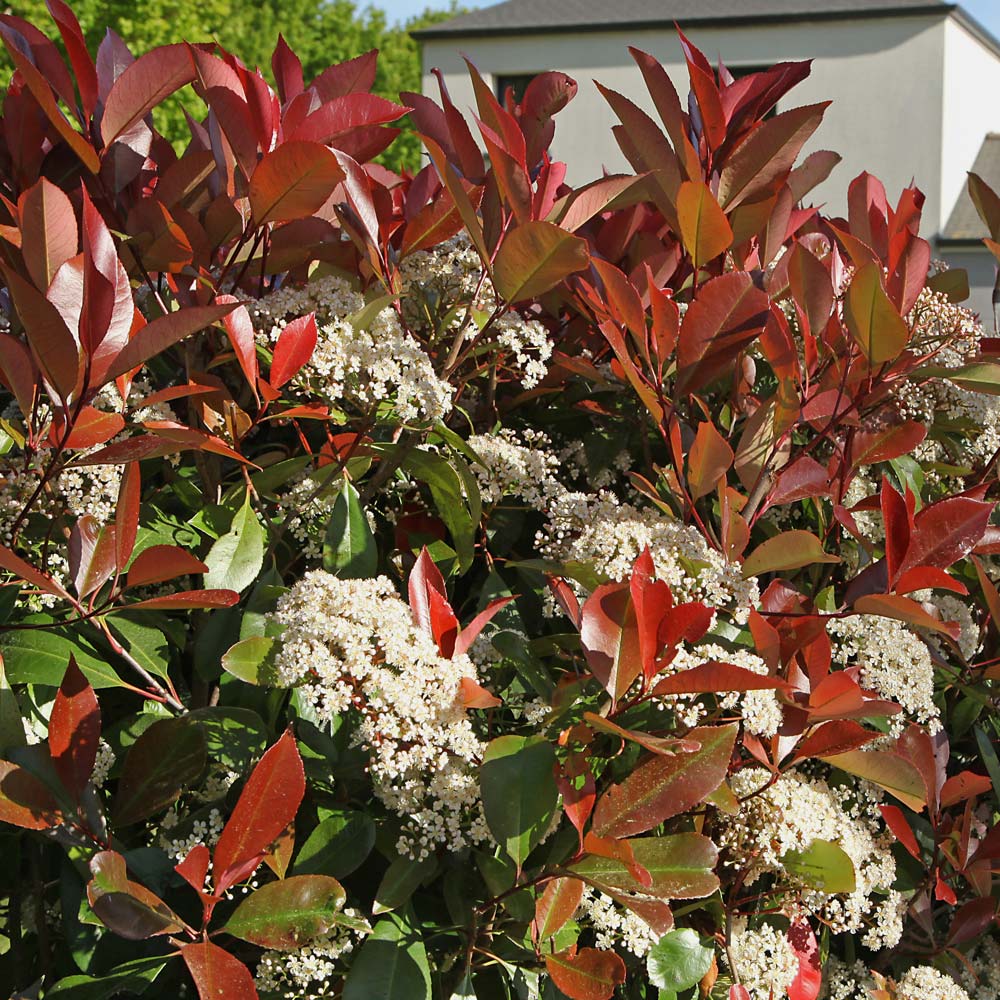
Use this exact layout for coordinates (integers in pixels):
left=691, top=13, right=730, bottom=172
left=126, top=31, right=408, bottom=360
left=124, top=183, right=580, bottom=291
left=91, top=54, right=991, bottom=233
left=3, top=0, right=462, bottom=171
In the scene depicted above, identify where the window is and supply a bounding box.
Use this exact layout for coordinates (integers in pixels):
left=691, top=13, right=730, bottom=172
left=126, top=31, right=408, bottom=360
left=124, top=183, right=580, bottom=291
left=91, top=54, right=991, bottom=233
left=495, top=73, right=540, bottom=105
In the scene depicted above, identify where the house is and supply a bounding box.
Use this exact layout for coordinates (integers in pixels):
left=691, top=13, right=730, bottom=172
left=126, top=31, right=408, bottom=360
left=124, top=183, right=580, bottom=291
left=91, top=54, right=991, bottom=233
left=414, top=1, right=1000, bottom=321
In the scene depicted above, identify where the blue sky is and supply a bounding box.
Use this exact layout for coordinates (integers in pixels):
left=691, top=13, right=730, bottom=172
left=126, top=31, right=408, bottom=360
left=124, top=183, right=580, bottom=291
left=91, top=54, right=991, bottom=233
left=383, top=0, right=1000, bottom=35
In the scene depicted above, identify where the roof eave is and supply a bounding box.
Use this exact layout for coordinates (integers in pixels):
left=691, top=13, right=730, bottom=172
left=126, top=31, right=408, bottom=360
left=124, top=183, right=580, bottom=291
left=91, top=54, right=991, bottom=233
left=412, top=3, right=955, bottom=41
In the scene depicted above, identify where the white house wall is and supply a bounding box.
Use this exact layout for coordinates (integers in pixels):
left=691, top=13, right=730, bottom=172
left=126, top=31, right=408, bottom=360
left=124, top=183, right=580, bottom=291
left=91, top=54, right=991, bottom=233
left=941, top=18, right=1000, bottom=236
left=421, top=15, right=947, bottom=229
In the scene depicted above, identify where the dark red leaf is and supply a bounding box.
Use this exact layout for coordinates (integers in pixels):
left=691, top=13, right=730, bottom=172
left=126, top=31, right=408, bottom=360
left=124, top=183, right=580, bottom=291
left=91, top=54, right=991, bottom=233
left=581, top=582, right=641, bottom=703
left=675, top=272, right=769, bottom=395
left=175, top=844, right=211, bottom=893
left=793, top=720, right=880, bottom=762
left=212, top=730, right=305, bottom=895
left=68, top=515, right=116, bottom=598
left=18, top=177, right=77, bottom=292
left=46, top=0, right=98, bottom=119
left=899, top=496, right=994, bottom=576
left=106, top=303, right=238, bottom=382
left=115, top=463, right=140, bottom=574
left=850, top=421, right=926, bottom=468
left=100, top=43, right=195, bottom=144
left=0, top=544, right=73, bottom=601
left=126, top=589, right=238, bottom=611
left=454, top=596, right=515, bottom=657
left=215, top=295, right=258, bottom=398
left=651, top=661, right=790, bottom=696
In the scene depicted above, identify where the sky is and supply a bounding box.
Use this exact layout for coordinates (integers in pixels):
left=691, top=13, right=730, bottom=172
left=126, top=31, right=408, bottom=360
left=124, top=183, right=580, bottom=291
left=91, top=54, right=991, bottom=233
left=381, top=0, right=1000, bottom=35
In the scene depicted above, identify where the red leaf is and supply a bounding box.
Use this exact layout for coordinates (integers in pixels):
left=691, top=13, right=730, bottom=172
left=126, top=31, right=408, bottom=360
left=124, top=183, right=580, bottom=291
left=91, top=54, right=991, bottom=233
left=793, top=720, right=880, bottom=761
left=249, top=141, right=346, bottom=224
left=493, top=221, right=589, bottom=303
left=581, top=582, right=641, bottom=703
left=940, top=771, right=993, bottom=808
left=18, top=178, right=77, bottom=292
left=651, top=661, right=789, bottom=695
left=675, top=272, right=769, bottom=395
left=175, top=844, right=211, bottom=893
left=454, top=596, right=515, bottom=657
left=850, top=421, right=926, bottom=468
left=547, top=576, right=581, bottom=629
left=893, top=565, right=967, bottom=597
left=0, top=760, right=61, bottom=829
left=899, top=496, right=994, bottom=576
left=107, top=303, right=238, bottom=382
left=730, top=988, right=751, bottom=1000
left=49, top=656, right=101, bottom=800
left=270, top=313, right=317, bottom=389
left=545, top=947, right=626, bottom=1000
left=408, top=548, right=459, bottom=658
left=127, top=545, right=209, bottom=588
left=786, top=920, right=822, bottom=1000
left=592, top=724, right=737, bottom=838
left=181, top=941, right=259, bottom=1000
left=115, top=463, right=140, bottom=574
left=881, top=476, right=912, bottom=588
left=100, top=43, right=195, bottom=145
left=0, top=544, right=72, bottom=602
left=688, top=422, right=734, bottom=501
left=558, top=757, right=596, bottom=852
left=216, top=296, right=259, bottom=398
left=289, top=93, right=408, bottom=145
left=880, top=804, right=921, bottom=859
left=2, top=265, right=79, bottom=400
left=854, top=594, right=959, bottom=640
left=271, top=35, right=304, bottom=104
left=629, top=548, right=674, bottom=683
left=212, top=730, right=305, bottom=895
left=79, top=186, right=119, bottom=358
left=62, top=407, right=125, bottom=450
left=126, top=589, right=238, bottom=611
left=46, top=0, right=98, bottom=119
left=533, top=877, right=584, bottom=943
left=310, top=50, right=377, bottom=101
left=582, top=833, right=652, bottom=888
left=68, top=515, right=117, bottom=598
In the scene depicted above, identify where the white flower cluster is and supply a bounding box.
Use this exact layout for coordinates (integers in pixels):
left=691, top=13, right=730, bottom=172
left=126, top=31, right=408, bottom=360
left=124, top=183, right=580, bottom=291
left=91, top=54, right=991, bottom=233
left=924, top=592, right=980, bottom=661
left=820, top=959, right=875, bottom=1000
left=724, top=917, right=800, bottom=1000
left=960, top=936, right=1000, bottom=1000
left=468, top=428, right=564, bottom=509
left=272, top=571, right=490, bottom=858
left=254, top=909, right=370, bottom=999
left=893, top=287, right=997, bottom=472
left=248, top=275, right=453, bottom=424
left=660, top=643, right=783, bottom=736
left=578, top=889, right=659, bottom=956
left=541, top=491, right=759, bottom=623
left=717, top=768, right=904, bottom=949
left=158, top=806, right=225, bottom=862
left=493, top=312, right=553, bottom=388
left=896, top=966, right=973, bottom=1000
left=91, top=738, right=116, bottom=788
left=828, top=615, right=940, bottom=731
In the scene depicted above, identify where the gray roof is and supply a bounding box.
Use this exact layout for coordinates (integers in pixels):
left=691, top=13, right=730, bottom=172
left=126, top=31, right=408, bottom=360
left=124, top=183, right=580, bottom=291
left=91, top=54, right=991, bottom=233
left=942, top=134, right=1000, bottom=241
left=414, top=0, right=954, bottom=38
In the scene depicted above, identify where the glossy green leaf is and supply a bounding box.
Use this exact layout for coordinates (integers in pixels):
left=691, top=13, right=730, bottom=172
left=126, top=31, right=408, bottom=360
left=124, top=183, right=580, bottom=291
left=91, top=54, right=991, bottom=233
left=374, top=855, right=439, bottom=915
left=323, top=480, right=378, bottom=577
left=225, top=874, right=347, bottom=950
left=646, top=928, right=714, bottom=992
left=204, top=492, right=265, bottom=594
left=825, top=748, right=927, bottom=812
left=480, top=735, right=558, bottom=869
left=344, top=912, right=432, bottom=1000
left=782, top=838, right=857, bottom=893
left=294, top=809, right=376, bottom=878
left=221, top=635, right=280, bottom=686
left=45, top=955, right=168, bottom=998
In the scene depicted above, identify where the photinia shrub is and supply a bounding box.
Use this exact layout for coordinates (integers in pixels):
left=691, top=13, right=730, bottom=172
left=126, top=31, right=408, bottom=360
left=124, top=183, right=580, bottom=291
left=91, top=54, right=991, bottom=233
left=0, top=5, right=999, bottom=999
